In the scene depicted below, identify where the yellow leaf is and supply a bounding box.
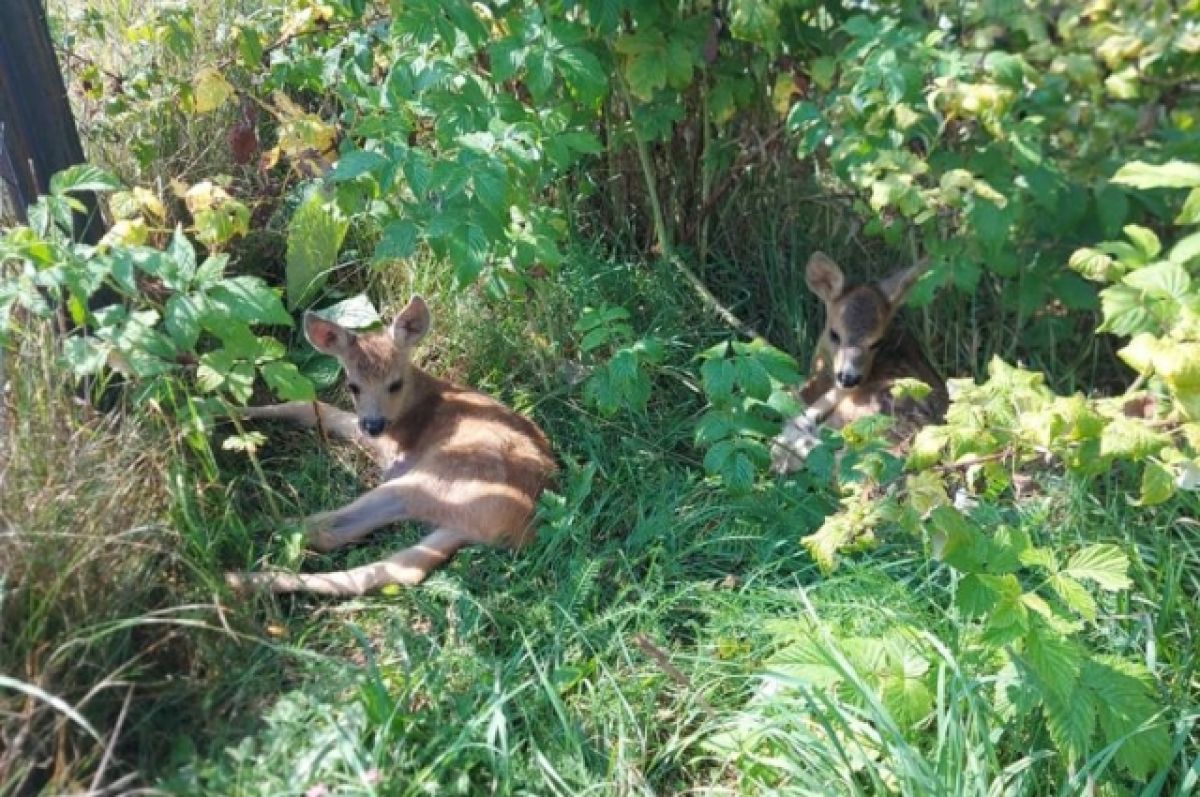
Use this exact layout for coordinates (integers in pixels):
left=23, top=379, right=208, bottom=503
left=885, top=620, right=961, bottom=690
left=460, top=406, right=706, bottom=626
left=1118, top=333, right=1163, bottom=375
left=184, top=180, right=231, bottom=213
left=772, top=74, right=797, bottom=117
left=193, top=67, right=235, bottom=114
left=132, top=187, right=165, bottom=220
left=98, top=218, right=148, bottom=249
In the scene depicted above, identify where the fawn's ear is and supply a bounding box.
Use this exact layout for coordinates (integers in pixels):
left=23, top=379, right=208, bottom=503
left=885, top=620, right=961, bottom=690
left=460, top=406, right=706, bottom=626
left=805, top=252, right=845, bottom=303
left=390, top=295, right=431, bottom=346
left=878, top=263, right=926, bottom=307
left=304, top=312, right=354, bottom=357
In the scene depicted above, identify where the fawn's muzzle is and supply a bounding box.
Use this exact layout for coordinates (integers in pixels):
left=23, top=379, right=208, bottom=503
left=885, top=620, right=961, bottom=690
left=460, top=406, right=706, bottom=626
left=835, top=371, right=862, bottom=388
left=359, top=417, right=387, bottom=436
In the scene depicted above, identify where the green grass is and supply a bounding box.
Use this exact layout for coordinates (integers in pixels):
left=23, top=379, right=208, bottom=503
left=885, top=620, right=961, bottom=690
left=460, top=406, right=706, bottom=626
left=4, top=236, right=1198, bottom=793
left=85, top=250, right=1182, bottom=795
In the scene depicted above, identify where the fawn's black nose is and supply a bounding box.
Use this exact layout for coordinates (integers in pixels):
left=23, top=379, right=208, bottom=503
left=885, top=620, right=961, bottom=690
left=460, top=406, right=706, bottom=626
left=835, top=371, right=862, bottom=388
left=359, top=417, right=387, bottom=437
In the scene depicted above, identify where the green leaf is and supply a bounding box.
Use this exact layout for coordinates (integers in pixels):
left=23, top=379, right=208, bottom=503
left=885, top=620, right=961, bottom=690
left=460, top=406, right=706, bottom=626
left=447, top=223, right=489, bottom=285
left=734, top=356, right=772, bottom=401
left=1137, top=460, right=1176, bottom=506
left=1111, top=160, right=1200, bottom=190
left=313, top=294, right=381, bottom=330
left=1118, top=261, right=1185, bottom=298
left=1063, top=545, right=1132, bottom=591
left=286, top=192, right=349, bottom=309
left=375, top=219, right=420, bottom=263
left=1176, top=187, right=1200, bottom=225
left=164, top=293, right=203, bottom=351
left=192, top=67, right=235, bottom=113
left=165, top=225, right=197, bottom=290
left=61, top=336, right=109, bottom=376
left=1169, top=231, right=1200, bottom=266
left=701, top=358, right=736, bottom=404
left=1069, top=247, right=1119, bottom=282
left=49, top=165, right=122, bottom=196
left=1043, top=684, right=1096, bottom=759
left=206, top=276, right=292, bottom=326
left=729, top=0, right=781, bottom=45
left=1122, top=225, right=1162, bottom=260
left=1099, top=415, right=1169, bottom=462
left=329, top=149, right=390, bottom=182
left=1047, top=574, right=1098, bottom=621
left=261, top=360, right=316, bottom=401
left=1086, top=657, right=1171, bottom=780
left=1022, top=621, right=1081, bottom=703
left=956, top=573, right=999, bottom=617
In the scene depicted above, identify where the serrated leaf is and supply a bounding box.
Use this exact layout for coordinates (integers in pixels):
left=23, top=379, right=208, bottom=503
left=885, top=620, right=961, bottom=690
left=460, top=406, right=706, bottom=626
left=1169, top=231, right=1200, bottom=266
left=447, top=223, right=489, bottom=285
left=1022, top=621, right=1082, bottom=703
left=1122, top=261, right=1190, bottom=299
left=694, top=412, right=733, bottom=446
left=164, top=293, right=203, bottom=350
left=1063, top=545, right=1132, bottom=591
left=49, top=165, right=122, bottom=196
left=1086, top=657, right=1171, bottom=780
left=261, top=360, right=316, bottom=401
left=222, top=431, right=267, bottom=453
left=375, top=219, right=420, bottom=263
left=206, top=276, right=292, bottom=326
left=61, top=336, right=109, bottom=376
left=956, top=573, right=999, bottom=617
left=1176, top=187, right=1200, bottom=225
left=286, top=192, right=348, bottom=309
left=1043, top=684, right=1096, bottom=759
left=735, top=356, right=772, bottom=401
left=1111, top=160, right=1200, bottom=190
left=164, top=225, right=197, bottom=290
left=1122, top=224, right=1162, bottom=260
left=891, top=378, right=933, bottom=401
left=722, top=449, right=757, bottom=493
left=1099, top=416, right=1168, bottom=461
left=1048, top=574, right=1098, bottom=621
left=329, top=149, right=389, bottom=182
left=1137, top=460, right=1176, bottom=506
left=701, top=357, right=736, bottom=404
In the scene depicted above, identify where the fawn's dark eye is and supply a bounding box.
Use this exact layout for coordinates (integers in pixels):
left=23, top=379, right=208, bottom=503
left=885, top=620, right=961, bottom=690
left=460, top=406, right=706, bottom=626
left=348, top=383, right=361, bottom=396
left=870, top=339, right=884, bottom=350
left=829, top=330, right=841, bottom=345
left=387, top=379, right=403, bottom=394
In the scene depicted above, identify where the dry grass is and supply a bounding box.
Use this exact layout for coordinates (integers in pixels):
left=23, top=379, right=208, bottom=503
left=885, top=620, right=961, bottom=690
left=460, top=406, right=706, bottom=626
left=0, top=325, right=214, bottom=795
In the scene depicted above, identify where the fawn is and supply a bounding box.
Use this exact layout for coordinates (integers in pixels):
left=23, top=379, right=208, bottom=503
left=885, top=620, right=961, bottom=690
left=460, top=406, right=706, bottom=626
left=225, top=296, right=557, bottom=597
left=771, top=252, right=948, bottom=473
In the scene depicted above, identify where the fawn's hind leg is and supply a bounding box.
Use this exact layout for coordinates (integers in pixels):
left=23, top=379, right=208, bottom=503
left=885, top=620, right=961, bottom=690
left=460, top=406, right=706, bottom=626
left=226, top=528, right=470, bottom=596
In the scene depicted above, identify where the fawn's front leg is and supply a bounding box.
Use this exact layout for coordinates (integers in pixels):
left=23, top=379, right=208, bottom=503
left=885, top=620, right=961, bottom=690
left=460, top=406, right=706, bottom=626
left=226, top=528, right=470, bottom=596
left=236, top=401, right=397, bottom=464
left=770, top=385, right=847, bottom=474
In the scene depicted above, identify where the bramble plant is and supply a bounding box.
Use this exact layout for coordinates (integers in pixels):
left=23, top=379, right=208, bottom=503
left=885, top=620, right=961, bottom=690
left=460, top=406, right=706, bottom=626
left=5, top=0, right=1197, bottom=792
left=0, top=166, right=311, bottom=412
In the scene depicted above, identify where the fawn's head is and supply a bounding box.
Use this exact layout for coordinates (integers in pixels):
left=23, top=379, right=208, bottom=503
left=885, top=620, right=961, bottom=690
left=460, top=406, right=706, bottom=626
left=303, top=296, right=431, bottom=437
left=806, top=252, right=924, bottom=390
